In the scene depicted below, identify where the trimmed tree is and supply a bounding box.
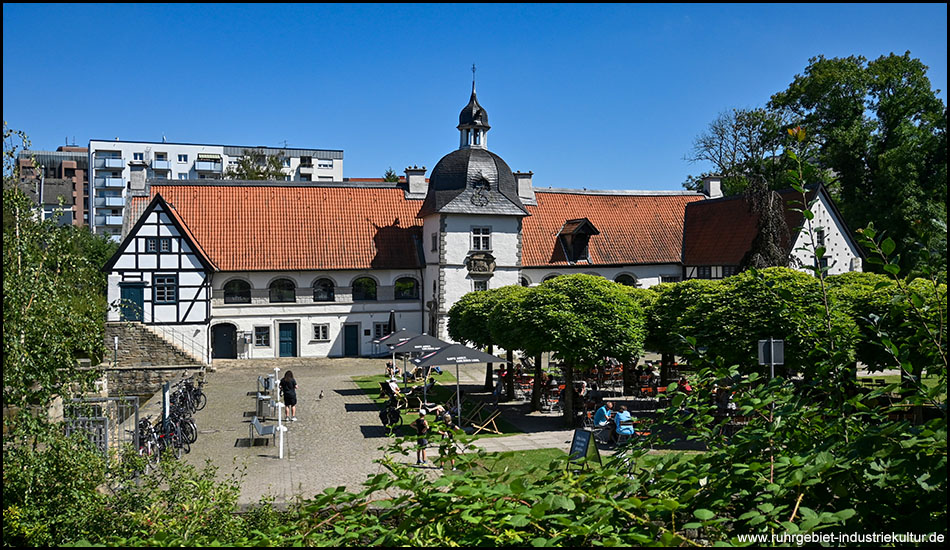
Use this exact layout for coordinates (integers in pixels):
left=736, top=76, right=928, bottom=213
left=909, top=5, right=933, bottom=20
left=447, top=288, right=504, bottom=392
left=519, top=275, right=646, bottom=424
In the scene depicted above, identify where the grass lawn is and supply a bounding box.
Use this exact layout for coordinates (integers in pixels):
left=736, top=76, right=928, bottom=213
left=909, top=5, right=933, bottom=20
left=352, top=372, right=522, bottom=438
left=857, top=374, right=947, bottom=400
left=465, top=448, right=567, bottom=480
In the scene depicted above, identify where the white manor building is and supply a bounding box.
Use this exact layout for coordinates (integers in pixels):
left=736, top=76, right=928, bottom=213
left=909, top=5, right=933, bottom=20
left=89, top=139, right=343, bottom=240
left=103, top=86, right=862, bottom=363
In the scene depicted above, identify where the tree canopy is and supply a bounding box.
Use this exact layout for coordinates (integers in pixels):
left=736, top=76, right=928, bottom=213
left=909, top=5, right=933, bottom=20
left=685, top=52, right=947, bottom=276
left=224, top=148, right=288, bottom=180
left=769, top=52, right=947, bottom=275
left=3, top=125, right=110, bottom=411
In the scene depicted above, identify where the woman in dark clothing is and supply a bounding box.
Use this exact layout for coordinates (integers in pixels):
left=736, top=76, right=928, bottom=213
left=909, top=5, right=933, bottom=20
left=280, top=370, right=298, bottom=421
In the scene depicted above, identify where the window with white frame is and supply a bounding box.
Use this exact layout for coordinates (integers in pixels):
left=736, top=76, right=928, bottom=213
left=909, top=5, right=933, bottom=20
left=313, top=323, right=330, bottom=341
left=473, top=280, right=489, bottom=292
left=177, top=154, right=188, bottom=163
left=373, top=322, right=391, bottom=340
left=254, top=326, right=270, bottom=346
left=133, top=152, right=144, bottom=161
left=472, top=227, right=491, bottom=251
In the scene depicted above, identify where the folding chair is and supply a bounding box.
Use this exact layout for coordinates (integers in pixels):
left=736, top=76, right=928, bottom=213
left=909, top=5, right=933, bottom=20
left=461, top=401, right=486, bottom=425
left=470, top=409, right=502, bottom=435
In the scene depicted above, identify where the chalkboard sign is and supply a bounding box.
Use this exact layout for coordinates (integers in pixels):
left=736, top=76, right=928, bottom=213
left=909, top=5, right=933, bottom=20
left=568, top=429, right=602, bottom=466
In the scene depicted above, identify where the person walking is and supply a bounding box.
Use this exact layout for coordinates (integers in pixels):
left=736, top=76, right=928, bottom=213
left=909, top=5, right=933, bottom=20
left=280, top=370, right=298, bottom=421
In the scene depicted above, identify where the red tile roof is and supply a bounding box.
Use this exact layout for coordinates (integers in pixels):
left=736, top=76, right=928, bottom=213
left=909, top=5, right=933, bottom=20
left=148, top=184, right=424, bottom=271
left=682, top=188, right=815, bottom=266
left=138, top=184, right=712, bottom=272
left=522, top=191, right=705, bottom=266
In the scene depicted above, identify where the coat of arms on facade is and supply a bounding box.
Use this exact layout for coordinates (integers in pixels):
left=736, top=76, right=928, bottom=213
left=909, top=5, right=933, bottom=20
left=465, top=252, right=496, bottom=274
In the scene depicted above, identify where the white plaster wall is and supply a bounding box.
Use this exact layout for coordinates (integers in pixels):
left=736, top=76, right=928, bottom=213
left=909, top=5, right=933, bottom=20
left=441, top=216, right=521, bottom=267
left=790, top=192, right=862, bottom=275
left=210, top=269, right=426, bottom=358
left=215, top=311, right=423, bottom=358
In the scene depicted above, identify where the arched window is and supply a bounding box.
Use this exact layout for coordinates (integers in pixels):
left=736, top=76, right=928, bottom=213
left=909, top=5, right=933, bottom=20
left=313, top=278, right=335, bottom=302
left=520, top=277, right=531, bottom=287
left=394, top=277, right=419, bottom=300
left=269, top=278, right=296, bottom=303
left=352, top=277, right=377, bottom=301
left=543, top=274, right=560, bottom=282
left=223, top=279, right=251, bottom=303
left=614, top=274, right=637, bottom=287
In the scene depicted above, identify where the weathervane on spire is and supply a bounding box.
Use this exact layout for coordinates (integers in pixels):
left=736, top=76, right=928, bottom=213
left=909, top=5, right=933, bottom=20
left=472, top=63, right=477, bottom=92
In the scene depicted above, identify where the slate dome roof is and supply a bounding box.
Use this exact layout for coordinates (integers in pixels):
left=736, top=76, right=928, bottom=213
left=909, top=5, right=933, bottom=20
left=418, top=147, right=527, bottom=217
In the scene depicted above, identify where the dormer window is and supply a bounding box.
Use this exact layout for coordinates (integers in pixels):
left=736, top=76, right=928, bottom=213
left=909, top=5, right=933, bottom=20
left=558, top=218, right=600, bottom=264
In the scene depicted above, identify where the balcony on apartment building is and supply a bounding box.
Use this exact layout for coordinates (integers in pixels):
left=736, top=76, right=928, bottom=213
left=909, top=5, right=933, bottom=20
left=151, top=159, right=172, bottom=171
left=94, top=157, right=125, bottom=170
left=95, top=215, right=125, bottom=227
left=298, top=157, right=314, bottom=175
left=94, top=196, right=125, bottom=208
left=94, top=177, right=125, bottom=189
left=195, top=154, right=223, bottom=173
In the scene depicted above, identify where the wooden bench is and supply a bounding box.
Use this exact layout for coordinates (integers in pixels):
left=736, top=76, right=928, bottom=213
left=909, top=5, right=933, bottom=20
left=249, top=416, right=276, bottom=446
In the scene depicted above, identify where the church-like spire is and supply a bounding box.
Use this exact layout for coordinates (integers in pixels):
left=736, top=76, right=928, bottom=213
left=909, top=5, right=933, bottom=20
left=458, top=65, right=490, bottom=149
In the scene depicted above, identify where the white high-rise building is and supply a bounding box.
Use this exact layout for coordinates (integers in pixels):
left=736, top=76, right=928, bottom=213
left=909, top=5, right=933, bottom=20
left=88, top=140, right=343, bottom=240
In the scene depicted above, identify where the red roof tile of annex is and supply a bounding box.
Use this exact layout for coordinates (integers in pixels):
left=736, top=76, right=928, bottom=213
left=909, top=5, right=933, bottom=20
left=522, top=191, right=705, bottom=266
left=149, top=184, right=425, bottom=272
left=681, top=188, right=813, bottom=266
left=146, top=185, right=705, bottom=272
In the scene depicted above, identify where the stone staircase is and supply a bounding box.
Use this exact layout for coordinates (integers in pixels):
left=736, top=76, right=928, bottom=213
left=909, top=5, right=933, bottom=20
left=104, top=322, right=205, bottom=368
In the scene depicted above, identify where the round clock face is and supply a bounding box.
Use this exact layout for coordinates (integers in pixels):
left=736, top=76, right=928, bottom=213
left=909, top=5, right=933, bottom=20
left=471, top=177, right=490, bottom=206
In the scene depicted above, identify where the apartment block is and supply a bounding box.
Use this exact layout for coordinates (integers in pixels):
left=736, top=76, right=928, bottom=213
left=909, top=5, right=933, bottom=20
left=16, top=146, right=90, bottom=226
left=88, top=140, right=344, bottom=240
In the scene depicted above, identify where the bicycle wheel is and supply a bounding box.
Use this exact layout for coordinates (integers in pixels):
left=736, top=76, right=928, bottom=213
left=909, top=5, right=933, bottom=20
left=181, top=419, right=198, bottom=444
left=171, top=431, right=184, bottom=459
left=194, top=391, right=207, bottom=412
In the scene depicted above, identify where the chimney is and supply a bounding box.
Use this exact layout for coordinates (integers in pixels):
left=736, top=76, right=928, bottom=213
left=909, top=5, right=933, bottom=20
left=514, top=171, right=536, bottom=205
left=702, top=175, right=723, bottom=199
left=405, top=165, right=427, bottom=196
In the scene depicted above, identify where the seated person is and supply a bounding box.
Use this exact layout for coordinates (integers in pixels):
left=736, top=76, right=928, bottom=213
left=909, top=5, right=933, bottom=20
left=615, top=405, right=636, bottom=437
left=386, top=361, right=401, bottom=379
left=593, top=401, right=614, bottom=427
left=388, top=378, right=402, bottom=396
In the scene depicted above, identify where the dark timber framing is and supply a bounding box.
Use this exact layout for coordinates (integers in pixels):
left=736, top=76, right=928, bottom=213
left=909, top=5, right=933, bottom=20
left=103, top=194, right=216, bottom=326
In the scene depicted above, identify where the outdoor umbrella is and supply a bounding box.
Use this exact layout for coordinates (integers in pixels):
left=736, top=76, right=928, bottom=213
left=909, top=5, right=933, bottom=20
left=412, top=344, right=506, bottom=428
left=373, top=328, right=422, bottom=370
left=392, top=334, right=451, bottom=403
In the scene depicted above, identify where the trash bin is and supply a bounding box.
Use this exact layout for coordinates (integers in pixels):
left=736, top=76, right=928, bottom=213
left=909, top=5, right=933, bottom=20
left=256, top=393, right=271, bottom=419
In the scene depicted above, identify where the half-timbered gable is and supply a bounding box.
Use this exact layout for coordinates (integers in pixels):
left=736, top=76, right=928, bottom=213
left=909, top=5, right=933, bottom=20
left=104, top=194, right=215, bottom=330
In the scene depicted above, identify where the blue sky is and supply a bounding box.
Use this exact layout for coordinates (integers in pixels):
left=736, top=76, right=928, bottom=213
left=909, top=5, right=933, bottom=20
left=3, top=3, right=946, bottom=191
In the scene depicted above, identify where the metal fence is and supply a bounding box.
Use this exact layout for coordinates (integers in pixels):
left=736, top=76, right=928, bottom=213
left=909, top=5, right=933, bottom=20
left=65, top=396, right=140, bottom=457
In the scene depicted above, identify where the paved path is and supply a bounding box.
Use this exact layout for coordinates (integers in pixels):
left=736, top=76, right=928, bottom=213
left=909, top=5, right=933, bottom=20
left=159, top=357, right=576, bottom=506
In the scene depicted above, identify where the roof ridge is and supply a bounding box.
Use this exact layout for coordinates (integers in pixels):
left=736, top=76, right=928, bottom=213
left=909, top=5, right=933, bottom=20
left=536, top=187, right=704, bottom=197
